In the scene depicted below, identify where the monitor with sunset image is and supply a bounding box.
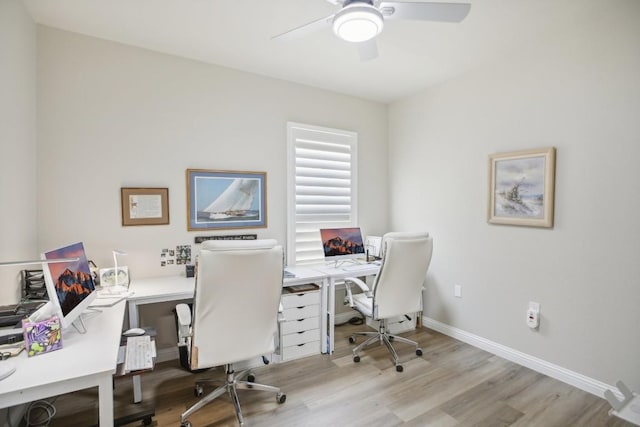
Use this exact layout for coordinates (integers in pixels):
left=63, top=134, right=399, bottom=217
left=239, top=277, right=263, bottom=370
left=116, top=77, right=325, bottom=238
left=319, top=227, right=365, bottom=261
left=42, top=242, right=97, bottom=330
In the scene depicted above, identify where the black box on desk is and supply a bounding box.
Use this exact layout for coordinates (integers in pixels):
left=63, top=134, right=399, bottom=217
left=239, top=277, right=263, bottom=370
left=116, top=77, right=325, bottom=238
left=185, top=264, right=195, bottom=278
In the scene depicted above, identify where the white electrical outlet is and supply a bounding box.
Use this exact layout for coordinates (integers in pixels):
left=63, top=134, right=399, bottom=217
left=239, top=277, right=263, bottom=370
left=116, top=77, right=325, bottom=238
left=454, top=285, right=462, bottom=298
left=527, top=301, right=540, bottom=329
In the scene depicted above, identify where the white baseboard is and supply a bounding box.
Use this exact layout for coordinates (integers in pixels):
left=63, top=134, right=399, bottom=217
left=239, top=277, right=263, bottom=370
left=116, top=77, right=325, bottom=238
left=422, top=317, right=615, bottom=399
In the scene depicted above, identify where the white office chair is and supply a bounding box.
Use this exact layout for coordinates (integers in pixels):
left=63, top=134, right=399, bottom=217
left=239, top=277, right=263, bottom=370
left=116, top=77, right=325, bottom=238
left=344, top=232, right=433, bottom=372
left=175, top=239, right=286, bottom=427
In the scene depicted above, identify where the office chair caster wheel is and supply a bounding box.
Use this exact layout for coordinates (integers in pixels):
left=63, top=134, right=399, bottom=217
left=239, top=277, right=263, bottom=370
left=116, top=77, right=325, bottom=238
left=416, top=348, right=423, bottom=356
left=194, top=384, right=204, bottom=397
left=353, top=355, right=360, bottom=363
left=348, top=336, right=356, bottom=344
left=247, top=373, right=256, bottom=387
left=181, top=422, right=192, bottom=427
left=142, top=416, right=152, bottom=426
left=277, top=392, right=287, bottom=404
left=396, top=365, right=403, bottom=372
left=388, top=336, right=394, bottom=342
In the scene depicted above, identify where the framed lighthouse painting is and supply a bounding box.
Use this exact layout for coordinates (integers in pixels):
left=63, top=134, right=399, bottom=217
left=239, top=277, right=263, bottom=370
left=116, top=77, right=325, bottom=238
left=186, top=169, right=267, bottom=231
left=488, top=147, right=556, bottom=228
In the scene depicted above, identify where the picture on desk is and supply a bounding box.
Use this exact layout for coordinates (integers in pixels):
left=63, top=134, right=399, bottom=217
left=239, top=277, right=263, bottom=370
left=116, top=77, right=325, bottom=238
left=186, top=169, right=267, bottom=230
left=99, top=267, right=130, bottom=287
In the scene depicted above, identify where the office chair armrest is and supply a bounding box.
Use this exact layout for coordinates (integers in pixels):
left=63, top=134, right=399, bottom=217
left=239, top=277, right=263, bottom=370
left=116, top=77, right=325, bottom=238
left=175, top=303, right=192, bottom=345
left=345, top=277, right=371, bottom=293
left=344, top=277, right=372, bottom=307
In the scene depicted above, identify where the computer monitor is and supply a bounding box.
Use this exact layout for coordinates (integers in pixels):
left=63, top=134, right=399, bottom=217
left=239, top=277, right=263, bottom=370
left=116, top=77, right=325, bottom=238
left=319, top=227, right=365, bottom=261
left=42, top=242, right=97, bottom=330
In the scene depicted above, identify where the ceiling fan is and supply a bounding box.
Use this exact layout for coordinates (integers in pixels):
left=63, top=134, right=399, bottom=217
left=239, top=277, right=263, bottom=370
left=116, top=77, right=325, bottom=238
left=272, top=0, right=471, bottom=61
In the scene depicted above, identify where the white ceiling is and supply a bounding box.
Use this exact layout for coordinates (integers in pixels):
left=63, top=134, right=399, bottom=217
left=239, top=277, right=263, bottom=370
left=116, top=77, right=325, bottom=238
left=23, top=0, right=578, bottom=103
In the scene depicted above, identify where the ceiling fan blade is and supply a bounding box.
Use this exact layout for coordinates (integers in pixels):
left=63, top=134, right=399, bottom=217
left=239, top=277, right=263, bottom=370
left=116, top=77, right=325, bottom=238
left=272, top=14, right=334, bottom=41
left=379, top=2, right=471, bottom=22
left=356, top=39, right=379, bottom=61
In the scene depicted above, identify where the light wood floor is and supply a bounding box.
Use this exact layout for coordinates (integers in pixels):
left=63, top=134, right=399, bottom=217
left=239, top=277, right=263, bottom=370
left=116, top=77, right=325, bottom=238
left=48, top=323, right=632, bottom=427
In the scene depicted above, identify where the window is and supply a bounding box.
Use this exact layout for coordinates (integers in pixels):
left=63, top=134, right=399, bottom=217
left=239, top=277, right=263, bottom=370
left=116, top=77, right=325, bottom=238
left=287, top=122, right=358, bottom=265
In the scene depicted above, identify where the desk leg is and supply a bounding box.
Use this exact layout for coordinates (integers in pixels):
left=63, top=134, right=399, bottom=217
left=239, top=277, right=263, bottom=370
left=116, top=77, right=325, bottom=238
left=328, top=278, right=336, bottom=353
left=128, top=300, right=139, bottom=329
left=133, top=375, right=142, bottom=403
left=98, top=374, right=114, bottom=426
left=320, top=279, right=328, bottom=354
left=128, top=300, right=143, bottom=402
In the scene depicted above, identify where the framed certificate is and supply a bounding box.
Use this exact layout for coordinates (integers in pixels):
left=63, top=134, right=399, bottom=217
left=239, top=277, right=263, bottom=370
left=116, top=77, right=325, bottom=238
left=121, top=187, right=169, bottom=226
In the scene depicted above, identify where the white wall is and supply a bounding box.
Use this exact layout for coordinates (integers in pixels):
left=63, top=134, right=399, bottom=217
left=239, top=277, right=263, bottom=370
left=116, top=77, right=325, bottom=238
left=0, top=1, right=36, bottom=423
left=0, top=0, right=38, bottom=305
left=389, top=0, right=640, bottom=390
left=36, top=26, right=388, bottom=347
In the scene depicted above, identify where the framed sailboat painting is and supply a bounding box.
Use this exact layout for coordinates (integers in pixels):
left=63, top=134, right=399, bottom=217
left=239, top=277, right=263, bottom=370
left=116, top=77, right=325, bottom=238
left=186, top=169, right=267, bottom=231
left=488, top=147, right=556, bottom=228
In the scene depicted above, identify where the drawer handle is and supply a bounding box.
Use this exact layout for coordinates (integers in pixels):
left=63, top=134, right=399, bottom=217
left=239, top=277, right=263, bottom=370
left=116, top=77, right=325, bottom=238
left=296, top=319, right=305, bottom=322
left=297, top=343, right=305, bottom=347
left=297, top=331, right=305, bottom=334
left=297, top=306, right=304, bottom=309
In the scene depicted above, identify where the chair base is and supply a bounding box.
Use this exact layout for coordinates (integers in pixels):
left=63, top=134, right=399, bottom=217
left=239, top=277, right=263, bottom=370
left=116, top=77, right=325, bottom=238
left=180, top=364, right=285, bottom=426
left=349, top=321, right=422, bottom=372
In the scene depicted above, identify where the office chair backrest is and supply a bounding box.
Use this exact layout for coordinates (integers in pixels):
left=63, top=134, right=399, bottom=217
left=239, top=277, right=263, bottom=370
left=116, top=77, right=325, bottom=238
left=191, top=239, right=283, bottom=369
left=372, top=232, right=433, bottom=319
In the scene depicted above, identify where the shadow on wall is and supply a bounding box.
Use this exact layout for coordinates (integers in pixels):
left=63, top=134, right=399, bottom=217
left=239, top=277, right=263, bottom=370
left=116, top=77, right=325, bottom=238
left=423, top=276, right=452, bottom=325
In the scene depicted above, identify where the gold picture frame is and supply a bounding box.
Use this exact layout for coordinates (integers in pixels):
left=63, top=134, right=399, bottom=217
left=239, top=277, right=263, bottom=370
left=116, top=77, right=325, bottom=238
left=488, top=147, right=556, bottom=228
left=121, top=187, right=169, bottom=226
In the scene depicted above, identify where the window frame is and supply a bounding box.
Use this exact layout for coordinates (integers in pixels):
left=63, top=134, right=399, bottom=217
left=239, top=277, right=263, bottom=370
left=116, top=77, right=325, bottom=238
left=286, top=122, right=358, bottom=266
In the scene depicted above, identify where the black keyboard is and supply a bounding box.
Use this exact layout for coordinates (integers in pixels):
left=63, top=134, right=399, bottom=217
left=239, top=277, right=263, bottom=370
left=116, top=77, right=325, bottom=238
left=0, top=301, right=45, bottom=327
left=0, top=332, right=24, bottom=345
left=0, top=315, right=23, bottom=328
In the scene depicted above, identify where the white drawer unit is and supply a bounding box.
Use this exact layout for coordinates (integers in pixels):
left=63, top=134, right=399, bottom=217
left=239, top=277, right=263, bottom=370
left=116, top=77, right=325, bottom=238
left=280, top=316, right=319, bottom=335
left=281, top=340, right=320, bottom=361
left=282, top=304, right=318, bottom=321
left=280, top=285, right=321, bottom=361
left=281, top=290, right=320, bottom=308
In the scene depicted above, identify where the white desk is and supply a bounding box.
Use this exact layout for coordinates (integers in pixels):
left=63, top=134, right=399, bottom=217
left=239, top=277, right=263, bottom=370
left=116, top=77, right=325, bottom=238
left=0, top=300, right=126, bottom=426
left=127, top=267, right=328, bottom=329
left=126, top=276, right=194, bottom=403
left=309, top=263, right=380, bottom=352
left=127, top=276, right=195, bottom=330
left=126, top=266, right=328, bottom=402
left=126, top=264, right=380, bottom=358
left=126, top=267, right=328, bottom=330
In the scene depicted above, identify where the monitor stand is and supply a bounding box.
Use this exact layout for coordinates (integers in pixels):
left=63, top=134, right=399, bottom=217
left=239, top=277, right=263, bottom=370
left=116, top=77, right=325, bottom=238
left=69, top=300, right=104, bottom=334
left=71, top=315, right=88, bottom=334
left=331, top=259, right=363, bottom=268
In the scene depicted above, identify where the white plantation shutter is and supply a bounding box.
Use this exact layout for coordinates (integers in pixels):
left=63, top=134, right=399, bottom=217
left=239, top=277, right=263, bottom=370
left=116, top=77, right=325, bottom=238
left=287, top=122, right=358, bottom=265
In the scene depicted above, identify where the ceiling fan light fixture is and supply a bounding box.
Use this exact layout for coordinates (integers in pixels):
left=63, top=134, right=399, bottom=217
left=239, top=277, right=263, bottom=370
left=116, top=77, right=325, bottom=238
left=333, top=5, right=384, bottom=43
